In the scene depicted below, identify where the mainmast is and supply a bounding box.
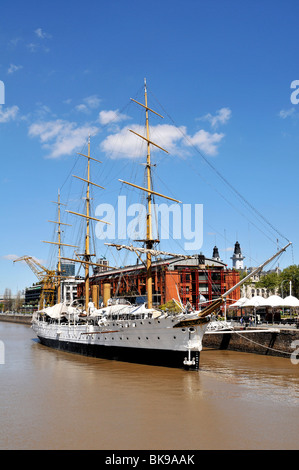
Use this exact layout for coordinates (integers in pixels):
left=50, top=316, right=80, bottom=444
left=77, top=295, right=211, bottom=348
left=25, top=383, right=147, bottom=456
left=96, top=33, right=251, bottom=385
left=119, top=79, right=181, bottom=309
left=84, top=137, right=91, bottom=310
left=144, top=80, right=154, bottom=309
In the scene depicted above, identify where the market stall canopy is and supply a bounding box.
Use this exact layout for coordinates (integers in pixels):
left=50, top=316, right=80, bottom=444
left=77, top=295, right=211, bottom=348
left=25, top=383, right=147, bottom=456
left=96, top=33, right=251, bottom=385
left=242, top=295, right=265, bottom=307
left=228, top=297, right=249, bottom=308
left=259, top=295, right=284, bottom=307
left=281, top=295, right=299, bottom=307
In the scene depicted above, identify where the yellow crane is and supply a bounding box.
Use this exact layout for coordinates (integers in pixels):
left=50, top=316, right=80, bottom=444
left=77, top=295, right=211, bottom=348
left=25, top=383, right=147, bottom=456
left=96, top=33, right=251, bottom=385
left=14, top=256, right=57, bottom=309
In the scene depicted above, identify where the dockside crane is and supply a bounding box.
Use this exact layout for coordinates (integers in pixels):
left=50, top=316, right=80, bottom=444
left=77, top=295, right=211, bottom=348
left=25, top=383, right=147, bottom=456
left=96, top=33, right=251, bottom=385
left=14, top=256, right=57, bottom=309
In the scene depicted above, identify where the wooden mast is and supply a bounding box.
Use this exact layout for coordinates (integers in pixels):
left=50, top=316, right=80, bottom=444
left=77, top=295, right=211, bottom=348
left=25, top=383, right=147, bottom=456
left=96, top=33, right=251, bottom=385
left=84, top=136, right=91, bottom=311
left=43, top=190, right=76, bottom=303
left=64, top=137, right=110, bottom=312
left=145, top=80, right=154, bottom=309
left=57, top=189, right=62, bottom=303
left=120, top=79, right=181, bottom=309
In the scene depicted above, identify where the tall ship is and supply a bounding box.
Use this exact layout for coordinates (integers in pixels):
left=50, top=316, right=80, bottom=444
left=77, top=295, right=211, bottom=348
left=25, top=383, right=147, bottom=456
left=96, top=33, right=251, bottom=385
left=31, top=81, right=291, bottom=370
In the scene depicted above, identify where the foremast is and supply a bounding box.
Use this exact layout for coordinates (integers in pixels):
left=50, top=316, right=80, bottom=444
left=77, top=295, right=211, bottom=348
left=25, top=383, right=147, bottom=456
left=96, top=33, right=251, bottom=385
left=61, top=136, right=110, bottom=311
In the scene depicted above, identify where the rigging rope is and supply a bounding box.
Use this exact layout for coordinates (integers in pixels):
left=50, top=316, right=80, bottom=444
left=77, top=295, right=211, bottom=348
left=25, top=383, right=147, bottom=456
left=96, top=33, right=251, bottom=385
left=148, top=87, right=290, bottom=246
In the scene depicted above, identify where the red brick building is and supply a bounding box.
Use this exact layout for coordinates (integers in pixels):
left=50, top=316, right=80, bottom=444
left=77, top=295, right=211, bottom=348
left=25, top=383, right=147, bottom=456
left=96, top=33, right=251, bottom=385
left=77, top=253, right=240, bottom=312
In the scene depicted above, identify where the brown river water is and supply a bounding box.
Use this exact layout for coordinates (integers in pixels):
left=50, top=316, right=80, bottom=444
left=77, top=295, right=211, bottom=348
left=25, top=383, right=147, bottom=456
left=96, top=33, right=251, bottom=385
left=0, top=321, right=298, bottom=450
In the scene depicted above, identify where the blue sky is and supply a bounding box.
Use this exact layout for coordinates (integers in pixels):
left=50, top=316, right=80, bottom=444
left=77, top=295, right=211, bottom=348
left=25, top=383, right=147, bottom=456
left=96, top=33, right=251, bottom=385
left=1, top=0, right=298, bottom=295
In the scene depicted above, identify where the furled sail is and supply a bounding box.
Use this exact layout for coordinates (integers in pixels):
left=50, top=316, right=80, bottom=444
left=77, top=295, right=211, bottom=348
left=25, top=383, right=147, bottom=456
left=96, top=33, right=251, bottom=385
left=104, top=243, right=194, bottom=259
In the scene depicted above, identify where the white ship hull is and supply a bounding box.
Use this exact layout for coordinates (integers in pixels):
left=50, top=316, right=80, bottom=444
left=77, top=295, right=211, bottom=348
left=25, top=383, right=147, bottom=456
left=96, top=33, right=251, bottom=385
left=32, top=305, right=210, bottom=370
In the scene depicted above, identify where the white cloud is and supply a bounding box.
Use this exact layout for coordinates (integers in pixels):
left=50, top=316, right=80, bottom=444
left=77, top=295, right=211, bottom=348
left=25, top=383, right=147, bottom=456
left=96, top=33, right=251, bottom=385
left=27, top=43, right=38, bottom=53
left=5, top=254, right=46, bottom=266
left=9, top=37, right=22, bottom=47
left=27, top=29, right=51, bottom=53
left=2, top=254, right=19, bottom=261
left=100, top=123, right=223, bottom=159
left=150, top=124, right=187, bottom=155
left=0, top=105, right=19, bottom=123
left=186, top=129, right=224, bottom=156
left=279, top=108, right=296, bottom=119
left=75, top=95, right=102, bottom=113
left=75, top=104, right=89, bottom=113
left=28, top=119, right=99, bottom=158
left=100, top=125, right=142, bottom=159
left=7, top=64, right=23, bottom=74
left=27, top=105, right=226, bottom=160
left=84, top=95, right=101, bottom=109
left=34, top=28, right=52, bottom=39
left=101, top=124, right=185, bottom=159
left=98, top=109, right=129, bottom=125
left=198, top=107, right=232, bottom=128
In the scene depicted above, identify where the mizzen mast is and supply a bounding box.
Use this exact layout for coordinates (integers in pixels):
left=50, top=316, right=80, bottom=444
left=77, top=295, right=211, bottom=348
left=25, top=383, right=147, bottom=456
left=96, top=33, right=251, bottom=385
left=119, top=79, right=181, bottom=309
left=42, top=190, right=77, bottom=303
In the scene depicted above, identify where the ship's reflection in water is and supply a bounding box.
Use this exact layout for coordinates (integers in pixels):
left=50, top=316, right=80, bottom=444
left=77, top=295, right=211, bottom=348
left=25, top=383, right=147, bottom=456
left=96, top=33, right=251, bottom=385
left=0, top=322, right=298, bottom=450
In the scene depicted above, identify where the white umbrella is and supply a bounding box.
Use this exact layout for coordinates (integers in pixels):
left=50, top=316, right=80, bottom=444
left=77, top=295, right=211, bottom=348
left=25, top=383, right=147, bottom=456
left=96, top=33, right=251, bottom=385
left=281, top=295, right=299, bottom=307
left=228, top=297, right=248, bottom=308
left=242, top=295, right=265, bottom=307
left=259, top=295, right=284, bottom=307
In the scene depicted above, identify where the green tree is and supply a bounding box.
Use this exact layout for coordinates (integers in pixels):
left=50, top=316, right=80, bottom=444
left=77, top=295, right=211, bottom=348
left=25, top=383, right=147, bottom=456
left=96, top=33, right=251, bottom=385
left=255, top=271, right=280, bottom=292
left=279, top=265, right=299, bottom=298
left=3, top=288, right=12, bottom=311
left=255, top=265, right=299, bottom=298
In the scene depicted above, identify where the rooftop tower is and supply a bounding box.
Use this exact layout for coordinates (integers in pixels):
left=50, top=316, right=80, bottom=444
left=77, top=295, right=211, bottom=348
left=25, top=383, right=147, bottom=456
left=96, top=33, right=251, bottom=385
left=231, top=241, right=245, bottom=270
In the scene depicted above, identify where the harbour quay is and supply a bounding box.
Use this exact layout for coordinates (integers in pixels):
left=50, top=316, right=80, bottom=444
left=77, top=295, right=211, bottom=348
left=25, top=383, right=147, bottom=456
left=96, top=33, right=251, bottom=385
left=203, top=325, right=299, bottom=358
left=0, top=313, right=32, bottom=325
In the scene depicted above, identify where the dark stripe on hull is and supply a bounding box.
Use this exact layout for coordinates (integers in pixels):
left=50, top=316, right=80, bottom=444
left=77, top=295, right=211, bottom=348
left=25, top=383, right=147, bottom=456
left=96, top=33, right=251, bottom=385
left=37, top=336, right=200, bottom=370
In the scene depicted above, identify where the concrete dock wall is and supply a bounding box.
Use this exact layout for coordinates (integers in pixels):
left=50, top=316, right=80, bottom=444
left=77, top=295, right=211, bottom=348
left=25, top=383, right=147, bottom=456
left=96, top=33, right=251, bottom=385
left=203, top=328, right=299, bottom=358
left=0, top=314, right=32, bottom=325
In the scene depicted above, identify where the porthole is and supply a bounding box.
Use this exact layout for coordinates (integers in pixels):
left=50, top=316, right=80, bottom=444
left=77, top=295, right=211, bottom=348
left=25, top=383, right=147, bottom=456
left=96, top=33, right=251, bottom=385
left=157, top=337, right=160, bottom=340
left=173, top=336, right=176, bottom=339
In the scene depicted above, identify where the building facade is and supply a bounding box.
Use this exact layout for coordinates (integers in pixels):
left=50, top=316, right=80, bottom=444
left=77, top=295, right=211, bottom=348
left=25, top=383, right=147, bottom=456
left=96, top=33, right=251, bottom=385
left=77, top=253, right=240, bottom=312
left=241, top=267, right=280, bottom=298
